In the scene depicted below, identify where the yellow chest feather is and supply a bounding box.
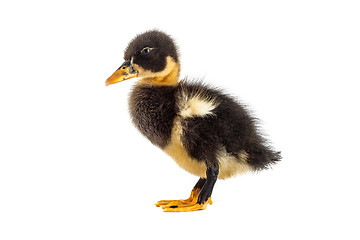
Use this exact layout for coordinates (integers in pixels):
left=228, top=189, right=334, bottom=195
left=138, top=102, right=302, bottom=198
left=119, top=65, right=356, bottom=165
left=163, top=117, right=252, bottom=180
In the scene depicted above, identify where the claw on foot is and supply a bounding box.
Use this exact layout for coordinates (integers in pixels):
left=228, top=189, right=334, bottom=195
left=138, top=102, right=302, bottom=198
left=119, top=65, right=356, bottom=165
left=155, top=188, right=200, bottom=208
left=162, top=198, right=212, bottom=212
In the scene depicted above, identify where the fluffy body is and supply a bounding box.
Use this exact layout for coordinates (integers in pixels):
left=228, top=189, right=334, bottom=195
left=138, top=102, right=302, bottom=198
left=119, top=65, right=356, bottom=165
left=107, top=29, right=281, bottom=209
left=129, top=81, right=280, bottom=179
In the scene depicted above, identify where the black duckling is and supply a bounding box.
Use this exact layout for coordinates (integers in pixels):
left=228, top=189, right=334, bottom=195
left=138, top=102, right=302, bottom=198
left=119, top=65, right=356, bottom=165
left=105, top=30, right=281, bottom=212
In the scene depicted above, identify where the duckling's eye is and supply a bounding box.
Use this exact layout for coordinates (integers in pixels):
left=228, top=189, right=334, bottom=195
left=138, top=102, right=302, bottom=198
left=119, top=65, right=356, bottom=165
left=141, top=47, right=153, bottom=55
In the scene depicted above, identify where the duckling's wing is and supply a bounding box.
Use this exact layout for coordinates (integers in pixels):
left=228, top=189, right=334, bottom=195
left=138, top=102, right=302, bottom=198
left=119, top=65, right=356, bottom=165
left=174, top=81, right=281, bottom=179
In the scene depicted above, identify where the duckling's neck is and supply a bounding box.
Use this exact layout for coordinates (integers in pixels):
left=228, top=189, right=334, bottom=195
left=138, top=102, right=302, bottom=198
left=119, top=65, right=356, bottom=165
left=137, top=57, right=180, bottom=86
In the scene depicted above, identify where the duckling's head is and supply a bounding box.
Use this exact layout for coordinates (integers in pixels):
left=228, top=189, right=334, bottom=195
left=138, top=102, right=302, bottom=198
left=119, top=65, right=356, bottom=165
left=106, top=30, right=180, bottom=86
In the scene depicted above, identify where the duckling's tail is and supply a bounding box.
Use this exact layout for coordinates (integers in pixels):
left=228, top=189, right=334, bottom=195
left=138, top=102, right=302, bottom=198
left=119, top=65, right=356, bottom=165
left=246, top=143, right=281, bottom=171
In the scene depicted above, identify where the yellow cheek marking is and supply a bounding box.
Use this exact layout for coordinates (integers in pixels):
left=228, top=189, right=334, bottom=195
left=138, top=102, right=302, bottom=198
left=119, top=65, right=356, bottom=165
left=134, top=56, right=180, bottom=86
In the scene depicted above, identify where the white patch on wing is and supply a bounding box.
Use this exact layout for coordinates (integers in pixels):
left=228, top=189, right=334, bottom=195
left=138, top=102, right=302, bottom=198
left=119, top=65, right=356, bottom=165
left=179, top=95, right=218, bottom=118
left=165, top=85, right=251, bottom=179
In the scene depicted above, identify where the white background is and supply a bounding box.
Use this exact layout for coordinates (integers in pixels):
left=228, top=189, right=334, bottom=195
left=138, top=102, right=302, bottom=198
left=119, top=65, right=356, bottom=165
left=1, top=0, right=359, bottom=239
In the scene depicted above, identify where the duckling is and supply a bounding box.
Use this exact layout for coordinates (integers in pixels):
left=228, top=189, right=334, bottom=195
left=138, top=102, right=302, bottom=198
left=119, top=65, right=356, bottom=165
left=105, top=30, right=281, bottom=212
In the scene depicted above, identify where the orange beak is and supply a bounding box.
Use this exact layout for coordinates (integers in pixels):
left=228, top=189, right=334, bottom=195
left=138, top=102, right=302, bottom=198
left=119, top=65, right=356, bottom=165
left=105, top=61, right=138, bottom=86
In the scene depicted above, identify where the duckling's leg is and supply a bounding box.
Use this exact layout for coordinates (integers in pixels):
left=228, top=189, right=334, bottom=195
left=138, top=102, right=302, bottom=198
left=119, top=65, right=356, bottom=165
left=162, top=165, right=219, bottom=212
left=155, top=178, right=206, bottom=207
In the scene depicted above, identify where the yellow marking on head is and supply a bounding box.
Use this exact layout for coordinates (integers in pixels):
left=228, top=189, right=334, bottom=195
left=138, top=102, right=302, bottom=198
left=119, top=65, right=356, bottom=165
left=134, top=56, right=180, bottom=86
